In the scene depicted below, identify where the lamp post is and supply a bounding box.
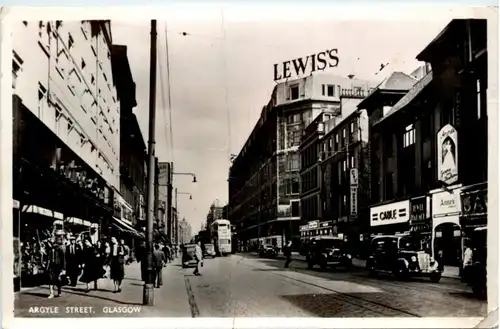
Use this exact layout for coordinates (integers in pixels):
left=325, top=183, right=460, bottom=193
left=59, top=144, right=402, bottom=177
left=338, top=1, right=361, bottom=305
left=143, top=19, right=157, bottom=306
left=175, top=189, right=193, bottom=245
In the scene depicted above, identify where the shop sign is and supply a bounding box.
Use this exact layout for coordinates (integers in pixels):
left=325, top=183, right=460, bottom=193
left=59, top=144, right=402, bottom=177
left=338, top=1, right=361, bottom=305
left=320, top=221, right=331, bottom=228
left=308, top=221, right=319, bottom=229
left=432, top=190, right=461, bottom=218
left=273, top=48, right=340, bottom=81
left=410, top=196, right=430, bottom=225
left=370, top=200, right=410, bottom=227
left=299, top=225, right=308, bottom=232
left=437, top=124, right=458, bottom=185
left=13, top=199, right=20, bottom=209
left=461, top=188, right=487, bottom=218
left=350, top=168, right=359, bottom=187
left=350, top=187, right=358, bottom=217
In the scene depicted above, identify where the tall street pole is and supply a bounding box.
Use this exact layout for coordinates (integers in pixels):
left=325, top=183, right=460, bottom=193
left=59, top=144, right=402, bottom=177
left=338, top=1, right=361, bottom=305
left=143, top=19, right=157, bottom=306
left=175, top=188, right=178, bottom=245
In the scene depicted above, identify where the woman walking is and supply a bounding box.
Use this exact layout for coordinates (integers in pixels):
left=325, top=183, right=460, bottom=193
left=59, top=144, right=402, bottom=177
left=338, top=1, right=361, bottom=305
left=109, top=237, right=125, bottom=293
left=80, top=239, right=102, bottom=292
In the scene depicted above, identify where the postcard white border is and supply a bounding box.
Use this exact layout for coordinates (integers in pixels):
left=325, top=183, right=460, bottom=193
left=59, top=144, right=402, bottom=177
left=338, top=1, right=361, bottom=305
left=1, top=4, right=498, bottom=329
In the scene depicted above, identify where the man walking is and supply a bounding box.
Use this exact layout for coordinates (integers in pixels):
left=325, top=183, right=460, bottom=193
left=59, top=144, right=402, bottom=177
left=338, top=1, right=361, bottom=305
left=66, top=236, right=81, bottom=286
left=193, top=241, right=203, bottom=276
left=152, top=243, right=166, bottom=288
left=283, top=240, right=292, bottom=269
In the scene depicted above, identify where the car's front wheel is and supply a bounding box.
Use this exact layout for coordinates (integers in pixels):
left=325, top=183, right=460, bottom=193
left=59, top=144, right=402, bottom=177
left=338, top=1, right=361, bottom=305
left=430, top=272, right=442, bottom=283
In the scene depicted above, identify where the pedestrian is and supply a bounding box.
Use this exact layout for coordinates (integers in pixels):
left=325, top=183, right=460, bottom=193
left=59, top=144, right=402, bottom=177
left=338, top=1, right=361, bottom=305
left=66, top=236, right=81, bottom=287
left=109, top=237, right=125, bottom=293
left=46, top=231, right=66, bottom=298
left=193, top=241, right=203, bottom=276
left=152, top=243, right=166, bottom=288
left=80, top=239, right=101, bottom=292
left=121, top=239, right=131, bottom=265
left=283, top=240, right=292, bottom=268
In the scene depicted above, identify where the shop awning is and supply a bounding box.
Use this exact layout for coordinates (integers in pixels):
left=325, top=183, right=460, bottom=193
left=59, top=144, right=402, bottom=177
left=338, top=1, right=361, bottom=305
left=112, top=217, right=144, bottom=239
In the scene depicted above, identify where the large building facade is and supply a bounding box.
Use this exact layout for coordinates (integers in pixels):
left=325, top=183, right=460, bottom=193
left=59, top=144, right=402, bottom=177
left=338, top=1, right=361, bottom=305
left=229, top=74, right=377, bottom=250
left=12, top=20, right=122, bottom=288
left=111, top=44, right=146, bottom=238
left=365, top=19, right=487, bottom=270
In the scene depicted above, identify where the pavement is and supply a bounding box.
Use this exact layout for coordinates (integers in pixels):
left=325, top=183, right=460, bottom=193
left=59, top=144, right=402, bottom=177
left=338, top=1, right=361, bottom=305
left=275, top=252, right=461, bottom=279
left=14, top=257, right=192, bottom=317
left=13, top=253, right=485, bottom=318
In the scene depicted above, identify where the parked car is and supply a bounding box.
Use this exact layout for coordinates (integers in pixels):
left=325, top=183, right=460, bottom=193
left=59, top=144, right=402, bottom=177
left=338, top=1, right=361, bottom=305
left=306, top=237, right=352, bottom=270
left=462, top=227, right=487, bottom=298
left=366, top=234, right=442, bottom=282
left=204, top=243, right=216, bottom=258
left=182, top=244, right=198, bottom=268
left=259, top=244, right=278, bottom=258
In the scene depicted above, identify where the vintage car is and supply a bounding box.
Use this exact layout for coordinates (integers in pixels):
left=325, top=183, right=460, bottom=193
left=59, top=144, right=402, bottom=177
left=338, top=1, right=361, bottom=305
left=259, top=244, right=278, bottom=258
left=204, top=243, right=216, bottom=258
left=366, top=234, right=441, bottom=282
left=182, top=244, right=198, bottom=268
left=306, top=237, right=352, bottom=270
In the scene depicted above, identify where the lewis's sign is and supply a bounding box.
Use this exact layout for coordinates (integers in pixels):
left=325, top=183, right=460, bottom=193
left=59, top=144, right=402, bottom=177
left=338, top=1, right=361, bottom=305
left=274, top=49, right=339, bottom=81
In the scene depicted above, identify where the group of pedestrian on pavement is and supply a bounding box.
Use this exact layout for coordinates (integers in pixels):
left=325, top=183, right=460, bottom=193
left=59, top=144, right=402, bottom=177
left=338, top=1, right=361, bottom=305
left=137, top=242, right=177, bottom=288
left=45, top=230, right=132, bottom=298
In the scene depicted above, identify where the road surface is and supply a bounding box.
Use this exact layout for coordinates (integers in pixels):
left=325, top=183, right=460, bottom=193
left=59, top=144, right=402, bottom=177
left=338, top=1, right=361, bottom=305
left=183, top=253, right=486, bottom=317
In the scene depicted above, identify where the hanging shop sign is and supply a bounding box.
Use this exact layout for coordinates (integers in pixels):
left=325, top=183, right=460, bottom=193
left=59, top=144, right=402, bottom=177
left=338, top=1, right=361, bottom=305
left=350, top=168, right=359, bottom=187
left=350, top=187, right=358, bottom=217
left=437, top=124, right=458, bottom=185
left=370, top=200, right=410, bottom=227
left=273, top=48, right=340, bottom=81
left=409, top=196, right=431, bottom=232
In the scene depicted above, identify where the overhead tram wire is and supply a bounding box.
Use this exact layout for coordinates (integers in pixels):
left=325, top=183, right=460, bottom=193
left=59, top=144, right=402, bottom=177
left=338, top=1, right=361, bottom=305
left=164, top=21, right=175, bottom=162
left=157, top=23, right=174, bottom=162
left=220, top=11, right=232, bottom=169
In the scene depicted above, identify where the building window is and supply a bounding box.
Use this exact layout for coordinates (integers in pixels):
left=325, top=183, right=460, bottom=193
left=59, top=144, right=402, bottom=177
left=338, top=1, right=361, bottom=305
left=385, top=172, right=394, bottom=200
left=290, top=85, right=299, bottom=100
left=403, top=124, right=415, bottom=148
left=287, top=153, right=300, bottom=171
left=335, top=134, right=339, bottom=150
left=291, top=200, right=300, bottom=217
left=327, top=85, right=335, bottom=97
left=350, top=122, right=355, bottom=134
left=291, top=177, right=300, bottom=194
left=350, top=155, right=355, bottom=168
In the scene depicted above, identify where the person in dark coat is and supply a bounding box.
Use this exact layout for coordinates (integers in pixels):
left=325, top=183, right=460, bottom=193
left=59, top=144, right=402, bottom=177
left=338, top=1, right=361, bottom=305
left=162, top=244, right=171, bottom=265
left=153, top=243, right=166, bottom=288
left=109, top=237, right=125, bottom=293
left=80, top=239, right=102, bottom=292
left=66, top=237, right=81, bottom=286
left=283, top=241, right=293, bottom=268
left=46, top=234, right=66, bottom=298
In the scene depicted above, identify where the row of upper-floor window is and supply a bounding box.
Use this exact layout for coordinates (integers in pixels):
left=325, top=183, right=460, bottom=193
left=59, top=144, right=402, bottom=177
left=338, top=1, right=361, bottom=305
left=36, top=21, right=118, bottom=133
left=321, top=119, right=359, bottom=158
left=301, top=168, right=319, bottom=194
left=287, top=83, right=369, bottom=101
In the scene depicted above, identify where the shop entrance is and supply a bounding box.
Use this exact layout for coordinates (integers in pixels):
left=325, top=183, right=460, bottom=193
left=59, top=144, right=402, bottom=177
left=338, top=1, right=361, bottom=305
left=434, top=222, right=462, bottom=267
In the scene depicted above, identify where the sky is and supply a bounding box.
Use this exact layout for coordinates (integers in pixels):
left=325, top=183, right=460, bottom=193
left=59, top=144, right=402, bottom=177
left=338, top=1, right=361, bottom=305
left=109, top=5, right=477, bottom=235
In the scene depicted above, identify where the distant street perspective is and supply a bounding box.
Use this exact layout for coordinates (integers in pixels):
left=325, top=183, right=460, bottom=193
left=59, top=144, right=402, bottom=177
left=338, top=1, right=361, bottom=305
left=10, top=8, right=491, bottom=322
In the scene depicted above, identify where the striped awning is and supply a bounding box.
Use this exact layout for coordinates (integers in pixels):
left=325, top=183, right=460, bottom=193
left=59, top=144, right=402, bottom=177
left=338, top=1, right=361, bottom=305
left=112, top=217, right=144, bottom=238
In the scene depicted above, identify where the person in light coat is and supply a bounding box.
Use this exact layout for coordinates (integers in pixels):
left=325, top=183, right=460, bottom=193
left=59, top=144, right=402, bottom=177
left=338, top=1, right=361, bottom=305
left=193, top=241, right=203, bottom=276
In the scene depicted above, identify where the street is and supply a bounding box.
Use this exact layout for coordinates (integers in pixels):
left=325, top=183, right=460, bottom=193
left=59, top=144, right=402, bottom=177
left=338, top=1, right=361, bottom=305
left=14, top=253, right=487, bottom=318
left=184, top=254, right=486, bottom=317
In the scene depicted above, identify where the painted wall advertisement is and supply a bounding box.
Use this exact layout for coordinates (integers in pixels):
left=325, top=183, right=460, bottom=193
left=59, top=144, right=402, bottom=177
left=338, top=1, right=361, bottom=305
left=437, top=124, right=458, bottom=185
left=370, top=200, right=410, bottom=227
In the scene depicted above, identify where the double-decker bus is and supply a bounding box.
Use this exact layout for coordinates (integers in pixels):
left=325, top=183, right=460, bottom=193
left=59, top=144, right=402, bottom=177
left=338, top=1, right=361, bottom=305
left=210, top=219, right=232, bottom=256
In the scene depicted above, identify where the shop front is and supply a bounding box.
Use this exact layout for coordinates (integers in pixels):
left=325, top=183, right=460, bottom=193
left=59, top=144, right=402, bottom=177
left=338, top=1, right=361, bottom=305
left=298, top=220, right=333, bottom=254
left=460, top=183, right=487, bottom=266
left=431, top=187, right=462, bottom=268
left=369, top=200, right=411, bottom=237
